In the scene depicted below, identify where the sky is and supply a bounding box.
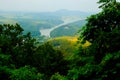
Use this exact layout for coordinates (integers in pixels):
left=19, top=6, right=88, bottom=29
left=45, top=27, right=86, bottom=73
left=0, top=0, right=101, bottom=12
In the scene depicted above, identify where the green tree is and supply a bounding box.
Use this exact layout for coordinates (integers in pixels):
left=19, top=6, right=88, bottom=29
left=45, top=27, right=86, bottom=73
left=82, top=1, right=120, bottom=43
left=0, top=23, right=69, bottom=79
left=81, top=0, right=120, bottom=62
left=0, top=24, right=40, bottom=79
left=32, top=42, right=69, bottom=78
left=50, top=73, right=67, bottom=80
left=68, top=0, right=120, bottom=80
left=0, top=24, right=37, bottom=67
left=10, top=66, right=44, bottom=80
left=98, top=0, right=117, bottom=8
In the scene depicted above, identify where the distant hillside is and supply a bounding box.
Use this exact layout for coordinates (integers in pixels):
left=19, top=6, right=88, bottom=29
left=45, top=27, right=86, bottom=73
left=54, top=9, right=92, bottom=18
left=0, top=10, right=92, bottom=37
left=48, top=36, right=91, bottom=59
left=0, top=11, right=63, bottom=37
left=50, top=19, right=87, bottom=38
left=48, top=36, right=78, bottom=59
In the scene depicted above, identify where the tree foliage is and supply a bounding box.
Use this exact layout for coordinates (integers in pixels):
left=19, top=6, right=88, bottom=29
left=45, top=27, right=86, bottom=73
left=71, top=0, right=120, bottom=79
left=0, top=23, right=69, bottom=80
left=1, top=0, right=120, bottom=79
left=82, top=1, right=120, bottom=43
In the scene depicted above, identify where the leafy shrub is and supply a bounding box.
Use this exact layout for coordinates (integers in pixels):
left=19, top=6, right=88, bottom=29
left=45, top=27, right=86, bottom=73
left=10, top=66, right=44, bottom=80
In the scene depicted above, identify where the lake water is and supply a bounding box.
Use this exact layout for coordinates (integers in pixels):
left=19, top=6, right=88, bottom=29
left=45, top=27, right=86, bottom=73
left=40, top=18, right=84, bottom=37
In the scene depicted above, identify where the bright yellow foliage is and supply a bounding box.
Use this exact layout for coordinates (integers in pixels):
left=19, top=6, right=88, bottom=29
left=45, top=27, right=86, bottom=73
left=82, top=41, right=91, bottom=48
left=48, top=36, right=91, bottom=59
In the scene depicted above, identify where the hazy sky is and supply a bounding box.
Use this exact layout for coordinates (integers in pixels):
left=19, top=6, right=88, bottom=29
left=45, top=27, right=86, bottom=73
left=0, top=0, right=101, bottom=12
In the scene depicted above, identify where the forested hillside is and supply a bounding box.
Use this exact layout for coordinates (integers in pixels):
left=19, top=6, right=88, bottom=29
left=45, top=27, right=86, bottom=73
left=0, top=11, right=64, bottom=37
left=0, top=10, right=90, bottom=38
left=0, top=0, right=120, bottom=80
left=50, top=20, right=86, bottom=37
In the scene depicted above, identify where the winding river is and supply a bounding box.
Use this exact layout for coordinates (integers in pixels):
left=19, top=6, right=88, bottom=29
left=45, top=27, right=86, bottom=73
left=40, top=18, right=85, bottom=37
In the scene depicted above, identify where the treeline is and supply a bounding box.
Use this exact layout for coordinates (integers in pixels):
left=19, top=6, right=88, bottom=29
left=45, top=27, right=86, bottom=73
left=0, top=23, right=69, bottom=80
left=1, top=0, right=120, bottom=80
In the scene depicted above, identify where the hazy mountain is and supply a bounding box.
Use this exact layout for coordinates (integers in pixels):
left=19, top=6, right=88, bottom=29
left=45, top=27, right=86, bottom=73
left=0, top=10, right=93, bottom=37
left=54, top=9, right=92, bottom=18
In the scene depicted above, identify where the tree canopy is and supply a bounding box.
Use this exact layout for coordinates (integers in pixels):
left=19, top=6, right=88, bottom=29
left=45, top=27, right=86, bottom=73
left=0, top=24, right=69, bottom=80
left=1, top=0, right=120, bottom=79
left=73, top=0, right=120, bottom=79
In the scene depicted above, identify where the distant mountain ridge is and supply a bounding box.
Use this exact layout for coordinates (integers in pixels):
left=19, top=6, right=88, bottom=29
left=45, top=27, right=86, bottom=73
left=34, top=9, right=93, bottom=18
left=0, top=10, right=93, bottom=37
left=54, top=9, right=92, bottom=17
left=0, top=9, right=93, bottom=17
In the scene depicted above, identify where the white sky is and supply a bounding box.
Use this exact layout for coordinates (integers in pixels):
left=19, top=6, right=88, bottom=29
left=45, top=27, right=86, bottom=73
left=0, top=0, right=101, bottom=12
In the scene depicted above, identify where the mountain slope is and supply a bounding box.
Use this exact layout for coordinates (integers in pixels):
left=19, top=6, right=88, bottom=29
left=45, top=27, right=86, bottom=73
left=50, top=19, right=87, bottom=38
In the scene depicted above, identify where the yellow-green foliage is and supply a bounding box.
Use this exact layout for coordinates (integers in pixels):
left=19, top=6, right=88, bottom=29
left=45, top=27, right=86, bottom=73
left=48, top=36, right=91, bottom=59
left=48, top=36, right=79, bottom=59
left=82, top=41, right=91, bottom=48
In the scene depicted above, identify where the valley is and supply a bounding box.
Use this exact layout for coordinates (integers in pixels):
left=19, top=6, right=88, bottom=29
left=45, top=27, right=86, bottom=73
left=1, top=0, right=119, bottom=79
left=40, top=18, right=85, bottom=37
left=0, top=10, right=90, bottom=38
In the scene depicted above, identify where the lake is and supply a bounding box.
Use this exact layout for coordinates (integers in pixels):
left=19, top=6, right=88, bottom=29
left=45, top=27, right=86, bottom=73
left=40, top=18, right=85, bottom=37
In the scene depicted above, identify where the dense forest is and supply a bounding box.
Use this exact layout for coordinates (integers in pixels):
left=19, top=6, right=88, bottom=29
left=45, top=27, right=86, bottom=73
left=0, top=0, right=120, bottom=80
